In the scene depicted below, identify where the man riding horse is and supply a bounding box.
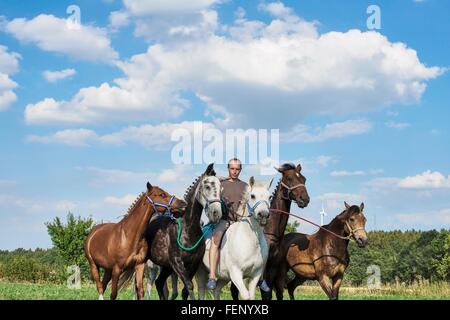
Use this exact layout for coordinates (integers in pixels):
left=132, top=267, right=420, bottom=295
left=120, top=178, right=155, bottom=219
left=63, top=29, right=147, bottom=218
left=206, top=158, right=270, bottom=293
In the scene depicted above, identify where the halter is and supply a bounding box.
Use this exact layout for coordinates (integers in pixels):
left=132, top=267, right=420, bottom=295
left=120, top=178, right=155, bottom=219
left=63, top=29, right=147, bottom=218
left=246, top=200, right=270, bottom=218
left=280, top=181, right=305, bottom=200
left=344, top=220, right=365, bottom=241
left=146, top=195, right=176, bottom=217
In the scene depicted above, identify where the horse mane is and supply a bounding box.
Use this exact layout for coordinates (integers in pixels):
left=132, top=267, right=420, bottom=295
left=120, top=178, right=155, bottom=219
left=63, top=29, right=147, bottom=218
left=325, top=205, right=360, bottom=227
left=271, top=178, right=282, bottom=199
left=123, top=192, right=146, bottom=218
left=184, top=174, right=203, bottom=202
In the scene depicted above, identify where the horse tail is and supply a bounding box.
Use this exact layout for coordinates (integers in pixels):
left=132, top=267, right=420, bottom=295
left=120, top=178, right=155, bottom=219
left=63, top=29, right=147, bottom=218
left=117, top=269, right=135, bottom=291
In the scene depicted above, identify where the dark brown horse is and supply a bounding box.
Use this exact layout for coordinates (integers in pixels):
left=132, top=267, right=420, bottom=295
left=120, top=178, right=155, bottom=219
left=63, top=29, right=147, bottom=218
left=84, top=182, right=187, bottom=300
left=149, top=163, right=222, bottom=300
left=252, top=163, right=310, bottom=300
left=274, top=202, right=368, bottom=300
left=119, top=163, right=223, bottom=300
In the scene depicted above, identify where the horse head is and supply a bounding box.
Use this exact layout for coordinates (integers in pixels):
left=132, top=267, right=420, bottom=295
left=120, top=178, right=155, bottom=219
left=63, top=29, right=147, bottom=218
left=196, top=163, right=222, bottom=224
left=276, top=163, right=310, bottom=208
left=146, top=182, right=187, bottom=218
left=247, top=176, right=273, bottom=226
left=341, top=202, right=368, bottom=247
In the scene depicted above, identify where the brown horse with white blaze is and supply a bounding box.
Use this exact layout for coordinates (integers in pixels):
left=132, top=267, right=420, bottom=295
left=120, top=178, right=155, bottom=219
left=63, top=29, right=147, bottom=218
left=84, top=182, right=187, bottom=300
left=273, top=202, right=368, bottom=300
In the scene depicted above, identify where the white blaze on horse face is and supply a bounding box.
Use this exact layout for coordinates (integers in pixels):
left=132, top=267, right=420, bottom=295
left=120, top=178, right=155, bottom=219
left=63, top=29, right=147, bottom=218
left=199, top=176, right=222, bottom=223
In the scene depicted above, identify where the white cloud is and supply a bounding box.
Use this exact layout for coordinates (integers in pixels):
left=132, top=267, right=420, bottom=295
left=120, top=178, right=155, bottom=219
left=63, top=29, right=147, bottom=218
left=281, top=119, right=373, bottom=143
left=385, top=120, right=411, bottom=130
left=111, top=0, right=221, bottom=41
left=42, top=68, right=76, bottom=83
left=316, top=155, right=333, bottom=167
left=330, top=170, right=366, bottom=177
left=104, top=194, right=137, bottom=206
left=25, top=3, right=443, bottom=127
left=26, top=121, right=217, bottom=149
left=158, top=165, right=188, bottom=183
left=0, top=45, right=20, bottom=111
left=26, top=129, right=98, bottom=147
left=395, top=208, right=450, bottom=226
left=315, top=192, right=365, bottom=210
left=398, top=171, right=450, bottom=189
left=4, top=14, right=118, bottom=62
left=367, top=170, right=450, bottom=190
left=123, top=0, right=220, bottom=15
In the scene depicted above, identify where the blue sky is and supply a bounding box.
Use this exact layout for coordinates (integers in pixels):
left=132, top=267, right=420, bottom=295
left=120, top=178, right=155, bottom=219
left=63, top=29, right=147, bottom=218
left=0, top=0, right=449, bottom=250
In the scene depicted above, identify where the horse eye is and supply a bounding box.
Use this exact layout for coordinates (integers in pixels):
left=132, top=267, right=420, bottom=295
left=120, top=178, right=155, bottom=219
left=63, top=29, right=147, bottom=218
left=251, top=194, right=256, bottom=199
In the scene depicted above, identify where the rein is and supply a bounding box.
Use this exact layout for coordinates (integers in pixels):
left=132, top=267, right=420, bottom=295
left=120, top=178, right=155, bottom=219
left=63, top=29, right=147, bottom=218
left=269, top=208, right=362, bottom=241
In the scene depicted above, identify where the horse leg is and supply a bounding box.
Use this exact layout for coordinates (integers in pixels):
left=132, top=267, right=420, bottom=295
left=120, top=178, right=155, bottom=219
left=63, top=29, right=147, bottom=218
left=213, top=279, right=227, bottom=300
left=146, top=263, right=158, bottom=299
left=155, top=267, right=172, bottom=300
left=248, top=271, right=263, bottom=300
left=287, top=276, right=305, bottom=300
left=134, top=263, right=145, bottom=300
left=318, top=274, right=334, bottom=300
left=196, top=265, right=208, bottom=300
left=101, top=269, right=112, bottom=296
left=274, top=263, right=288, bottom=300
left=331, top=273, right=343, bottom=300
left=109, top=266, right=121, bottom=300
left=169, top=273, right=179, bottom=300
left=88, top=261, right=104, bottom=300
left=229, top=267, right=250, bottom=300
left=171, top=260, right=196, bottom=300
left=230, top=283, right=239, bottom=300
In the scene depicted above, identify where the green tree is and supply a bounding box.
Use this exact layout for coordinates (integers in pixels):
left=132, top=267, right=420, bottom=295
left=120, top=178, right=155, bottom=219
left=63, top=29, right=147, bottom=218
left=285, top=221, right=301, bottom=234
left=45, top=212, right=94, bottom=272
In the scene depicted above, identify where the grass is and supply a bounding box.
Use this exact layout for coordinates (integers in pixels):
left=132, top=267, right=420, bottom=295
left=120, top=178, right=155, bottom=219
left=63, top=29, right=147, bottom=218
left=0, top=280, right=448, bottom=300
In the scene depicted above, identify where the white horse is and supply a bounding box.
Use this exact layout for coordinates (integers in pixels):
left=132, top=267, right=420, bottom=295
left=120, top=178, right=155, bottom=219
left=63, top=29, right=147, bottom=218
left=196, top=177, right=272, bottom=300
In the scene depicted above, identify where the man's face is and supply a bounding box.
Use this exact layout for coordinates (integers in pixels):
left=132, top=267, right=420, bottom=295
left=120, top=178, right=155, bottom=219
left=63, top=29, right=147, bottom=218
left=228, top=161, right=242, bottom=180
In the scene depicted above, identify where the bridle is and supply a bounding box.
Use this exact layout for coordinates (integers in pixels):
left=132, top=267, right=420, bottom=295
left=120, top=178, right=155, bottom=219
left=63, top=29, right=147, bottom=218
left=146, top=194, right=176, bottom=217
left=280, top=181, right=306, bottom=201
left=246, top=200, right=271, bottom=218
left=343, top=220, right=365, bottom=241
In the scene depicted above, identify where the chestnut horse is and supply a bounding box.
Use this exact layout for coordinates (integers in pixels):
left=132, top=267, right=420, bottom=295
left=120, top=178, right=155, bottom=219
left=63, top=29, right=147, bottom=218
left=84, top=182, right=187, bottom=300
left=274, top=202, right=368, bottom=300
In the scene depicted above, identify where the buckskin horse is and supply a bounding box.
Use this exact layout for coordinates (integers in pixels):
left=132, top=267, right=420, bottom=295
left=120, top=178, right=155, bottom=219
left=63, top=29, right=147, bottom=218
left=196, top=177, right=272, bottom=300
left=274, top=202, right=368, bottom=300
left=84, top=182, right=187, bottom=300
left=119, top=163, right=222, bottom=300
left=249, top=163, right=310, bottom=300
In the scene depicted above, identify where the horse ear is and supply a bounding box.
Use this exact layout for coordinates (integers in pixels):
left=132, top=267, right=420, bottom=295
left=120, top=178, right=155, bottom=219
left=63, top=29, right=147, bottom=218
left=147, top=182, right=153, bottom=192
left=205, top=163, right=215, bottom=176
left=296, top=164, right=302, bottom=172
left=344, top=201, right=350, bottom=210
left=249, top=176, right=255, bottom=187
left=360, top=202, right=364, bottom=211
left=275, top=166, right=283, bottom=173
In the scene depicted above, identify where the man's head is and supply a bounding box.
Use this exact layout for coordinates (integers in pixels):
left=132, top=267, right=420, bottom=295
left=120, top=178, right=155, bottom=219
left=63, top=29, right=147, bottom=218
left=227, top=158, right=242, bottom=180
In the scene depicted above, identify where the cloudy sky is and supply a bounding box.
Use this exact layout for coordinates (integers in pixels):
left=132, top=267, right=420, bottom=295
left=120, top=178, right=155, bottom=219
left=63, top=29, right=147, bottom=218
left=0, top=0, right=449, bottom=250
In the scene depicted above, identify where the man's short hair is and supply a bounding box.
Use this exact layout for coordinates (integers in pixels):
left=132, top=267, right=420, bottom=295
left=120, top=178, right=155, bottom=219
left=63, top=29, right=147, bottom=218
left=227, top=158, right=242, bottom=169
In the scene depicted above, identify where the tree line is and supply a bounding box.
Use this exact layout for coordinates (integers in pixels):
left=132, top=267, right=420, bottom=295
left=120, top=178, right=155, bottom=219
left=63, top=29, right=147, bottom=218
left=0, top=214, right=448, bottom=285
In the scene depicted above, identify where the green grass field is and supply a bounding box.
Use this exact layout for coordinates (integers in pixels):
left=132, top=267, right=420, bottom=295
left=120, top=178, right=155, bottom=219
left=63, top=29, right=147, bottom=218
left=0, top=281, right=448, bottom=300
